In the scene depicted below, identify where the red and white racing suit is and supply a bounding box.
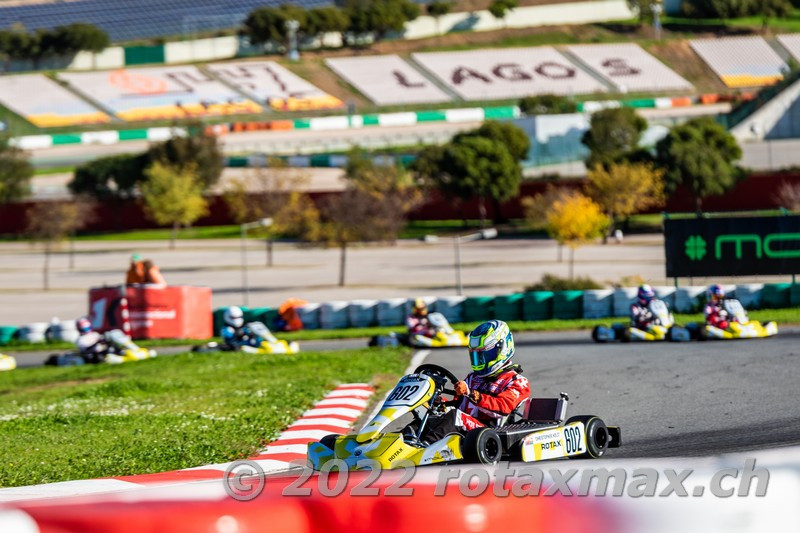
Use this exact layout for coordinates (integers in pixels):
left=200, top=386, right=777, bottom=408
left=406, top=314, right=434, bottom=337
left=705, top=301, right=730, bottom=330
left=630, top=303, right=655, bottom=330
left=420, top=367, right=530, bottom=442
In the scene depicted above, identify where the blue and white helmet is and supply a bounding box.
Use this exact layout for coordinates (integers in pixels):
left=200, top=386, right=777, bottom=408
left=637, top=284, right=655, bottom=306
left=468, top=320, right=515, bottom=377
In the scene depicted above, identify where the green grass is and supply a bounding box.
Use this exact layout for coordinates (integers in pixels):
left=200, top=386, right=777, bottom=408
left=662, top=11, right=800, bottom=33
left=0, top=347, right=409, bottom=487
left=73, top=225, right=243, bottom=241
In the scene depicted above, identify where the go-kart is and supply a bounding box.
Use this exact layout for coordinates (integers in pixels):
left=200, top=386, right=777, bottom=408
left=308, top=364, right=620, bottom=470
left=45, top=330, right=157, bottom=366
left=192, top=322, right=299, bottom=355
left=688, top=299, right=778, bottom=340
left=592, top=299, right=690, bottom=342
left=369, top=313, right=469, bottom=349
left=0, top=353, right=16, bottom=372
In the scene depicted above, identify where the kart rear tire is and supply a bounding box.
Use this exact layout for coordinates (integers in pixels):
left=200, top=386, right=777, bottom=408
left=565, top=415, right=609, bottom=459
left=462, top=428, right=503, bottom=465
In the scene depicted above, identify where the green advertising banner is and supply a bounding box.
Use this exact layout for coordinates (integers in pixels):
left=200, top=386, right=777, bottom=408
left=665, top=215, right=800, bottom=277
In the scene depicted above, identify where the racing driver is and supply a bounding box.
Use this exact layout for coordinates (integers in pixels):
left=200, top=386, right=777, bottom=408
left=406, top=298, right=434, bottom=338
left=705, top=284, right=732, bottom=330
left=419, top=319, right=530, bottom=443
left=630, top=284, right=657, bottom=330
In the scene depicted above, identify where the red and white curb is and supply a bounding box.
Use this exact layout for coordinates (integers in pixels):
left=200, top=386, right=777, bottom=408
left=0, top=383, right=373, bottom=503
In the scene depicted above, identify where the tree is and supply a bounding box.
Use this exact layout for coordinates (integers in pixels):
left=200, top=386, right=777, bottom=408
left=519, top=94, right=578, bottom=115
left=585, top=162, right=666, bottom=240
left=655, top=117, right=743, bottom=213
left=224, top=163, right=321, bottom=266
left=0, top=137, right=33, bottom=204
left=51, top=23, right=109, bottom=54
left=774, top=181, right=800, bottom=212
left=318, top=186, right=406, bottom=286
left=488, top=0, right=518, bottom=26
left=682, top=0, right=754, bottom=21
left=343, top=0, right=420, bottom=42
left=146, top=127, right=223, bottom=191
left=627, top=0, right=658, bottom=23
left=581, top=107, right=648, bottom=168
left=345, top=149, right=422, bottom=222
left=522, top=186, right=574, bottom=262
left=427, top=1, right=452, bottom=35
left=26, top=201, right=90, bottom=290
left=414, top=121, right=528, bottom=224
left=241, top=5, right=310, bottom=47
left=70, top=153, right=148, bottom=229
left=415, top=134, right=520, bottom=224
left=545, top=192, right=609, bottom=279
left=759, top=0, right=792, bottom=31
left=140, top=162, right=209, bottom=249
left=307, top=6, right=350, bottom=43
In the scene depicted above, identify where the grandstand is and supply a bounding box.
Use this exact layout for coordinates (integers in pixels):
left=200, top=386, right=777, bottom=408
left=325, top=55, right=453, bottom=106
left=0, top=74, right=110, bottom=128
left=59, top=66, right=262, bottom=121
left=0, top=0, right=332, bottom=42
left=207, top=61, right=343, bottom=112
left=690, top=36, right=788, bottom=89
left=564, top=43, right=692, bottom=93
left=411, top=47, right=608, bottom=100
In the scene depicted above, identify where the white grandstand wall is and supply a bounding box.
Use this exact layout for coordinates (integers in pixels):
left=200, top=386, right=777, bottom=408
left=164, top=37, right=239, bottom=64
left=401, top=0, right=634, bottom=40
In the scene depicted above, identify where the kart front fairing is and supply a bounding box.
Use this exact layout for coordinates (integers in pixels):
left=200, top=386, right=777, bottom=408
left=308, top=372, right=465, bottom=470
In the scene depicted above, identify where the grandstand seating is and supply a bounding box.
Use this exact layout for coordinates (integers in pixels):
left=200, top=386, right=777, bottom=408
left=565, top=43, right=692, bottom=92
left=0, top=74, right=110, bottom=127
left=206, top=61, right=343, bottom=112
left=411, top=47, right=608, bottom=100
left=0, top=0, right=332, bottom=42
left=59, top=66, right=261, bottom=122
left=690, top=36, right=787, bottom=88
left=325, top=55, right=453, bottom=105
left=777, top=34, right=800, bottom=63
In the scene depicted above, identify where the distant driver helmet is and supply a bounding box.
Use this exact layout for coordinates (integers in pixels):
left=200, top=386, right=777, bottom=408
left=637, top=284, right=655, bottom=306
left=76, top=317, right=92, bottom=334
left=708, top=284, right=725, bottom=303
left=412, top=298, right=428, bottom=317
left=224, top=306, right=244, bottom=328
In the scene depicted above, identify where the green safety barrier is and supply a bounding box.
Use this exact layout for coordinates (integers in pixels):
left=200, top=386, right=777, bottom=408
left=124, top=44, right=166, bottom=66
left=493, top=293, right=524, bottom=322
left=761, top=283, right=792, bottom=309
left=791, top=284, right=800, bottom=307
left=553, top=291, right=583, bottom=319
left=463, top=296, right=494, bottom=323
left=522, top=291, right=554, bottom=321
left=0, top=326, right=18, bottom=346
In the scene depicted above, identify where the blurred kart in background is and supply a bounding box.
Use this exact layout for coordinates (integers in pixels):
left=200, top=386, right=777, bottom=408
left=688, top=299, right=778, bottom=340
left=45, top=330, right=157, bottom=366
left=0, top=353, right=16, bottom=371
left=592, top=299, right=690, bottom=343
left=193, top=322, right=299, bottom=355
left=369, top=312, right=469, bottom=348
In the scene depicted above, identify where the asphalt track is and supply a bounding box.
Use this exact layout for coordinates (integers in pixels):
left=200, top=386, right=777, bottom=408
left=8, top=329, right=800, bottom=460
left=423, top=328, right=800, bottom=459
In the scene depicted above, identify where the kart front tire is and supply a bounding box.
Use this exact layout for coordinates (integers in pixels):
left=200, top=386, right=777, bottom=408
left=463, top=428, right=503, bottom=465
left=320, top=434, right=339, bottom=451
left=619, top=327, right=632, bottom=343
left=565, top=415, right=609, bottom=459
left=591, top=326, right=604, bottom=343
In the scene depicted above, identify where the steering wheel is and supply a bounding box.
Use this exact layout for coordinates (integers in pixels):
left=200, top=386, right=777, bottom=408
left=414, top=363, right=458, bottom=396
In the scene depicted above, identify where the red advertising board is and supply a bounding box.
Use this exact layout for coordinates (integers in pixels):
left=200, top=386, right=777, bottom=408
left=88, top=285, right=212, bottom=340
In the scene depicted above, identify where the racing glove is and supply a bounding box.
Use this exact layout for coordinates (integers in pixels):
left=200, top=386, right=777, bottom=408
left=454, top=381, right=469, bottom=396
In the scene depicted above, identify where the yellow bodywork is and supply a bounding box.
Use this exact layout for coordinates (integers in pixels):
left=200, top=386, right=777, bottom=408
left=411, top=330, right=469, bottom=348
left=629, top=324, right=669, bottom=341
left=706, top=320, right=778, bottom=340
left=308, top=432, right=463, bottom=470
left=0, top=354, right=16, bottom=372
left=244, top=340, right=300, bottom=355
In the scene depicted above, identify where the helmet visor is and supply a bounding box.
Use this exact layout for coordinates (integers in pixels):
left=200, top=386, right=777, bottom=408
left=469, top=344, right=501, bottom=372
